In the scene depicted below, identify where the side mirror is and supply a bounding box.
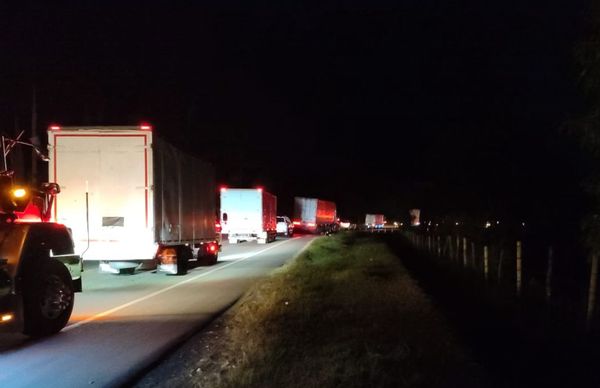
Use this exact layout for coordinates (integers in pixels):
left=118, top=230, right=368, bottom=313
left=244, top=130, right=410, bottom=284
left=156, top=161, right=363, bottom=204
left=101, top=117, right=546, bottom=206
left=40, top=182, right=60, bottom=195
left=222, top=213, right=228, bottom=222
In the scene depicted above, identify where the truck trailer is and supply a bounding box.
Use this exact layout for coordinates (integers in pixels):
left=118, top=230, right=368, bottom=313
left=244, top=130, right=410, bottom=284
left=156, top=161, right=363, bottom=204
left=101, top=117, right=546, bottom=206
left=48, top=125, right=220, bottom=275
left=220, top=187, right=277, bottom=244
left=292, top=197, right=337, bottom=234
left=365, top=214, right=385, bottom=228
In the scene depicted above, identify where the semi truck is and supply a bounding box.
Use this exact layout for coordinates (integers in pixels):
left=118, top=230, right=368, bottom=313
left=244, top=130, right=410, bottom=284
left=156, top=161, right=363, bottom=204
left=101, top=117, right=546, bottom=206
left=365, top=214, right=385, bottom=228
left=219, top=187, right=277, bottom=244
left=0, top=134, right=82, bottom=336
left=292, top=197, right=338, bottom=234
left=48, top=124, right=220, bottom=275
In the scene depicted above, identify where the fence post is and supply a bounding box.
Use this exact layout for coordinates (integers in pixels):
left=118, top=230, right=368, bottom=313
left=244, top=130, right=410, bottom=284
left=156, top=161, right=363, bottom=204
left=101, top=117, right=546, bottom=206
left=484, top=245, right=489, bottom=281
left=497, top=248, right=504, bottom=284
left=462, top=237, right=467, bottom=267
left=456, top=235, right=460, bottom=260
left=516, top=241, right=522, bottom=297
left=545, top=246, right=553, bottom=303
left=587, top=255, right=599, bottom=332
left=437, top=236, right=441, bottom=257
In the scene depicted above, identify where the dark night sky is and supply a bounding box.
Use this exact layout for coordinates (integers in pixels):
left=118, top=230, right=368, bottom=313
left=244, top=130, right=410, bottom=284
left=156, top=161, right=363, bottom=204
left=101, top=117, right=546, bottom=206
left=0, top=0, right=591, bottom=226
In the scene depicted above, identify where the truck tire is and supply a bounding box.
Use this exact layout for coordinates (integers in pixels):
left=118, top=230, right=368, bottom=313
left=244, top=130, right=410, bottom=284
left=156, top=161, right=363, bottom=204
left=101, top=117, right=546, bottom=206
left=198, top=252, right=218, bottom=266
left=22, top=259, right=74, bottom=337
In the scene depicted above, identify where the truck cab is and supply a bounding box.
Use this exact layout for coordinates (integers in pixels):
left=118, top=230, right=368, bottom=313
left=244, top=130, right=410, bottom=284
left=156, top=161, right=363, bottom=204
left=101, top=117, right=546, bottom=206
left=0, top=157, right=81, bottom=336
left=0, top=221, right=82, bottom=336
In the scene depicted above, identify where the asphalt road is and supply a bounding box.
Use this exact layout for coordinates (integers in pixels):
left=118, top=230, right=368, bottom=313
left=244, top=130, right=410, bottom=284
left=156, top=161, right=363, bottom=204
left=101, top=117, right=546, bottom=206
left=0, top=235, right=316, bottom=388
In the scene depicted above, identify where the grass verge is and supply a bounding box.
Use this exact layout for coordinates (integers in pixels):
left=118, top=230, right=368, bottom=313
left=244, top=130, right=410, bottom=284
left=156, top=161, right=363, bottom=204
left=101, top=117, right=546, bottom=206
left=135, top=233, right=487, bottom=387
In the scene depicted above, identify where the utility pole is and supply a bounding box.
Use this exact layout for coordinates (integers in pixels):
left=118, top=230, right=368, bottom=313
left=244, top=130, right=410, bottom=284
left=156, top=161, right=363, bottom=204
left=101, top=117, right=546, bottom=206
left=31, top=86, right=38, bottom=185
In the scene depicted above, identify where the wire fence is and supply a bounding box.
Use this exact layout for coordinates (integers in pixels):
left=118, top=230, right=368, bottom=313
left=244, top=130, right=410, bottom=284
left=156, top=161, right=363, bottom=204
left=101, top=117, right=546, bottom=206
left=396, top=224, right=600, bottom=335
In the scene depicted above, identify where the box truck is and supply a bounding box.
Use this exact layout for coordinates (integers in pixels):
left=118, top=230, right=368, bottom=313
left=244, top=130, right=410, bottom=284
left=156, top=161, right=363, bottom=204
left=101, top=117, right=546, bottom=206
left=292, top=197, right=338, bottom=234
left=365, top=214, right=385, bottom=228
left=220, top=187, right=277, bottom=244
left=48, top=124, right=220, bottom=275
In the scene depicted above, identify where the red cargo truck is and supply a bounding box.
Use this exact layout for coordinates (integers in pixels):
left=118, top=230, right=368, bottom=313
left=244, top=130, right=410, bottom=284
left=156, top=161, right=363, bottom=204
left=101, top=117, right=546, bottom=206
left=292, top=197, right=338, bottom=234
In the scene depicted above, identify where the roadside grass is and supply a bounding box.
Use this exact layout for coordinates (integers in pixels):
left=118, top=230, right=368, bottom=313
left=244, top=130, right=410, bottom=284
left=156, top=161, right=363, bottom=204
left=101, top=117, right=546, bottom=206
left=201, top=233, right=486, bottom=388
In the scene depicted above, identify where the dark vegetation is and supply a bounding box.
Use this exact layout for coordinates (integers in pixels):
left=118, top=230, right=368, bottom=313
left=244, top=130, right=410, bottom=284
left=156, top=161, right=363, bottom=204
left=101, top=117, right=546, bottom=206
left=381, top=232, right=600, bottom=388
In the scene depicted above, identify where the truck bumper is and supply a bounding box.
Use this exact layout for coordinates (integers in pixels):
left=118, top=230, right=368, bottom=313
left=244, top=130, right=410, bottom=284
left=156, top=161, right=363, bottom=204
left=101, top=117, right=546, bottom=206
left=99, top=261, right=139, bottom=275
left=53, top=254, right=83, bottom=291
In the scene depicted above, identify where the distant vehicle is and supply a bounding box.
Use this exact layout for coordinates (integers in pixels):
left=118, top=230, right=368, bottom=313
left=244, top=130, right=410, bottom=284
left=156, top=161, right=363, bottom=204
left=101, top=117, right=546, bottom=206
left=409, top=209, right=421, bottom=226
left=276, top=216, right=294, bottom=237
left=293, top=197, right=338, bottom=234
left=365, top=214, right=385, bottom=228
left=220, top=187, right=277, bottom=244
left=339, top=220, right=354, bottom=229
left=48, top=125, right=220, bottom=276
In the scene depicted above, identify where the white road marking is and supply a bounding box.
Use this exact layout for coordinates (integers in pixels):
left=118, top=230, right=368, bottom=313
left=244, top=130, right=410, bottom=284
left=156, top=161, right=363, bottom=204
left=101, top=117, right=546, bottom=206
left=63, top=238, right=301, bottom=331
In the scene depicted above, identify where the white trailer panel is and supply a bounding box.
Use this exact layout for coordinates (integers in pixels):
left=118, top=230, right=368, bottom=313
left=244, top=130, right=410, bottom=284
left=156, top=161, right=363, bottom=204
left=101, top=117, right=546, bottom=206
left=49, top=130, right=155, bottom=262
left=220, top=188, right=277, bottom=244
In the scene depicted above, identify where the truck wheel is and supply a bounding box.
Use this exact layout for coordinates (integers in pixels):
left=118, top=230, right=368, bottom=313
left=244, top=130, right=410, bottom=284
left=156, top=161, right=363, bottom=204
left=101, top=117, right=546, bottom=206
left=210, top=253, right=218, bottom=265
left=23, top=260, right=74, bottom=337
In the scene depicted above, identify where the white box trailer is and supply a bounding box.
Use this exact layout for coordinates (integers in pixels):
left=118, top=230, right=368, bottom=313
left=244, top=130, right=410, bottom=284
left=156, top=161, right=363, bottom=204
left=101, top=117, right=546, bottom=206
left=47, top=125, right=220, bottom=275
left=365, top=214, right=385, bottom=228
left=220, top=188, right=277, bottom=244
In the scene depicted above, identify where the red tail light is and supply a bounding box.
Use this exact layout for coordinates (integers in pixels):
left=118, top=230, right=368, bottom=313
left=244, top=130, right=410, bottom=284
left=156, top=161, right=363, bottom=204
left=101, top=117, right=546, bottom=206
left=204, top=242, right=218, bottom=254
left=49, top=125, right=61, bottom=130
left=293, top=221, right=301, bottom=226
left=307, top=222, right=316, bottom=227
left=139, top=123, right=152, bottom=130
left=215, top=222, right=222, bottom=232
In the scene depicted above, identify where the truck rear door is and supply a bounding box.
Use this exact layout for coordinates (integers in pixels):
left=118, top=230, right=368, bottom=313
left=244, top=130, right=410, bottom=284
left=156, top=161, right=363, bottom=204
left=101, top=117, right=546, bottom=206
left=49, top=130, right=154, bottom=261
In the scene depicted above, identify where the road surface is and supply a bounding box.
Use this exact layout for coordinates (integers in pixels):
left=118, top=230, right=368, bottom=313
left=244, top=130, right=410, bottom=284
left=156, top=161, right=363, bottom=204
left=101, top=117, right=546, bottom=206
left=0, top=235, right=316, bottom=388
